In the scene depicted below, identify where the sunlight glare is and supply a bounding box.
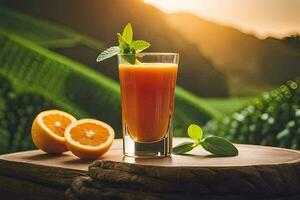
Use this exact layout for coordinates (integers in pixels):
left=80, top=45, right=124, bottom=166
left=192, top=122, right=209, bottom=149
left=144, top=0, right=198, bottom=13
left=143, top=0, right=300, bottom=38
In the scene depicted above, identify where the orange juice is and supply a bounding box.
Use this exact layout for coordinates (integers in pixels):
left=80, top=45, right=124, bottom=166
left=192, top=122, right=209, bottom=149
left=119, top=63, right=178, bottom=142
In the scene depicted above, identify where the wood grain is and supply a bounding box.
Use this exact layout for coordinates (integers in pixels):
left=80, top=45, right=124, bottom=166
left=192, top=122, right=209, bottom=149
left=0, top=175, right=66, bottom=200
left=66, top=176, right=300, bottom=200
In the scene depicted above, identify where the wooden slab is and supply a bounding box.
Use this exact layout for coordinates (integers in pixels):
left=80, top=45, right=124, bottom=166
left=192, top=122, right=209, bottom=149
left=0, top=139, right=122, bottom=172
left=1, top=138, right=300, bottom=199
left=1, top=138, right=300, bottom=172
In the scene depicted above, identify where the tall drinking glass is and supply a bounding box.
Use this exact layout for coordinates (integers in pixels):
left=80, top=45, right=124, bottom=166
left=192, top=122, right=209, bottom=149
left=118, top=53, right=179, bottom=158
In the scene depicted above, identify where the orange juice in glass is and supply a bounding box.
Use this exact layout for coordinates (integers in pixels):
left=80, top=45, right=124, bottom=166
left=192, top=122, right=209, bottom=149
left=118, top=53, right=179, bottom=157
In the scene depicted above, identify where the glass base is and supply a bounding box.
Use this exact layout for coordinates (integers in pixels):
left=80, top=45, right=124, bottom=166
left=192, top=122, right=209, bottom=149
left=123, top=134, right=172, bottom=158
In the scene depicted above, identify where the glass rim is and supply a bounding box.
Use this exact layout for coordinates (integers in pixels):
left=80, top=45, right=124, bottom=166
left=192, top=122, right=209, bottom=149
left=118, top=52, right=179, bottom=56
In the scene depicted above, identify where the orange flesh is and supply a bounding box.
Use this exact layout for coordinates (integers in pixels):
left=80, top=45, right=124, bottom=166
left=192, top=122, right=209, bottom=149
left=69, top=123, right=109, bottom=146
left=43, top=114, right=72, bottom=137
left=119, top=63, right=178, bottom=142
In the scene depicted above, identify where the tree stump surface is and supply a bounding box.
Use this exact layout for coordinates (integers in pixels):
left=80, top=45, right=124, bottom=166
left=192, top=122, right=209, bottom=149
left=0, top=138, right=300, bottom=200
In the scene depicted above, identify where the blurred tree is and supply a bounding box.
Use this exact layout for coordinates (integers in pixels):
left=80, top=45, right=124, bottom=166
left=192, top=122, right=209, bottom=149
left=283, top=34, right=300, bottom=50
left=205, top=78, right=300, bottom=149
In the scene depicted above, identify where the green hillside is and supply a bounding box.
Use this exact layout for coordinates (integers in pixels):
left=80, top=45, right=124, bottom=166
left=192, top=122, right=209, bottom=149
left=0, top=6, right=104, bottom=49
left=204, top=97, right=252, bottom=114
left=0, top=29, right=220, bottom=153
left=0, top=28, right=121, bottom=129
left=167, top=13, right=300, bottom=96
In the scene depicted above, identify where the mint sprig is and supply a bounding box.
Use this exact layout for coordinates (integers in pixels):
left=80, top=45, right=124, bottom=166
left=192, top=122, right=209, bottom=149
left=96, top=23, right=150, bottom=64
left=173, top=124, right=238, bottom=157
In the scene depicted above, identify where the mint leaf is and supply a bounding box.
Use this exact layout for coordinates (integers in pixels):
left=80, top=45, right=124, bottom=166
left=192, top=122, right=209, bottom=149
left=188, top=124, right=203, bottom=143
left=117, top=33, right=128, bottom=52
left=201, top=136, right=238, bottom=157
left=173, top=142, right=195, bottom=154
left=122, top=23, right=133, bottom=44
left=132, top=40, right=150, bottom=52
left=96, top=46, right=120, bottom=62
left=96, top=23, right=151, bottom=63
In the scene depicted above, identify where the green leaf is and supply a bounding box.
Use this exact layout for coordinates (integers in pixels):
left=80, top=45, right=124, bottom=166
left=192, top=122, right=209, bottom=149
left=122, top=23, right=133, bottom=44
left=132, top=40, right=151, bottom=52
left=117, top=33, right=127, bottom=52
left=188, top=124, right=203, bottom=143
left=201, top=136, right=238, bottom=157
left=173, top=142, right=195, bottom=154
left=96, top=46, right=120, bottom=62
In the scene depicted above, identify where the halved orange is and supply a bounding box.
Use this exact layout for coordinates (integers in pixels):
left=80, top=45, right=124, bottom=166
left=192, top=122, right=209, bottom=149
left=31, top=110, right=77, bottom=154
left=65, top=119, right=115, bottom=159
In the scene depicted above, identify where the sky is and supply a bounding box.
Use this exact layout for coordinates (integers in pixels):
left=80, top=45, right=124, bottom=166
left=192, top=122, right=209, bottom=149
left=144, top=0, right=300, bottom=39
